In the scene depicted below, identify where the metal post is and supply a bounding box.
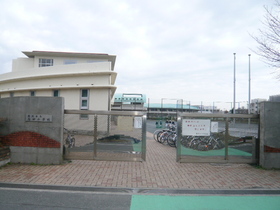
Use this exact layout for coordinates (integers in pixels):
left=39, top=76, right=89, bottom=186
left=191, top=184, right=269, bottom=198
left=233, top=53, right=236, bottom=114
left=142, top=114, right=147, bottom=161
left=233, top=53, right=236, bottom=124
left=176, top=115, right=182, bottom=162
left=121, top=95, right=123, bottom=110
left=93, top=114, right=98, bottom=159
left=147, top=98, right=150, bottom=118
left=225, top=117, right=229, bottom=161
left=248, top=54, right=251, bottom=125
left=161, top=98, right=163, bottom=121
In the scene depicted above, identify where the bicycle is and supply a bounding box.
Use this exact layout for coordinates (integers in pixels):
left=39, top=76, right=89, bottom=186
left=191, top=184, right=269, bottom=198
left=153, top=121, right=178, bottom=147
left=185, top=133, right=225, bottom=151
left=153, top=129, right=163, bottom=142
left=64, top=128, right=75, bottom=148
left=158, top=129, right=173, bottom=144
left=167, top=131, right=177, bottom=147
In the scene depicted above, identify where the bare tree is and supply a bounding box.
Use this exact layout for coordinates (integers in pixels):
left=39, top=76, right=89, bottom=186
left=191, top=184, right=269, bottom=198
left=252, top=1, right=280, bottom=79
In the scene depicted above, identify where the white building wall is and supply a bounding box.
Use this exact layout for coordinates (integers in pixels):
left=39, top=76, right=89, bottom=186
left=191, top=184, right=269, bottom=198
left=250, top=98, right=267, bottom=114
left=61, top=89, right=80, bottom=109
left=12, top=56, right=112, bottom=72
left=13, top=91, right=29, bottom=97
left=37, top=90, right=52, bottom=96
left=32, top=56, right=109, bottom=68
left=0, top=51, right=117, bottom=114
left=0, top=74, right=110, bottom=91
left=12, top=58, right=34, bottom=72
left=91, top=89, right=109, bottom=110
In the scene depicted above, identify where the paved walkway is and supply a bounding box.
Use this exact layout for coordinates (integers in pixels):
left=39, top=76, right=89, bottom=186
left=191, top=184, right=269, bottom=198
left=0, top=133, right=280, bottom=190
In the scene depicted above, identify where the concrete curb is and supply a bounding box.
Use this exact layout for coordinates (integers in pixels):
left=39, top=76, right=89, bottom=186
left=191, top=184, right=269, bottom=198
left=1, top=182, right=280, bottom=195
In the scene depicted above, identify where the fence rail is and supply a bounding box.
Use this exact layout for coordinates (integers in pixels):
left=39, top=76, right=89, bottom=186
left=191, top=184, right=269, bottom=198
left=178, top=113, right=259, bottom=119
left=64, top=109, right=146, bottom=116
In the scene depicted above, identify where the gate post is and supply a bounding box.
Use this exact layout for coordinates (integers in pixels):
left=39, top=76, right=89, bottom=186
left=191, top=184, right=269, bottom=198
left=259, top=102, right=280, bottom=169
left=176, top=115, right=182, bottom=162
left=224, top=117, right=229, bottom=161
left=93, top=114, right=98, bottom=159
left=141, top=114, right=147, bottom=161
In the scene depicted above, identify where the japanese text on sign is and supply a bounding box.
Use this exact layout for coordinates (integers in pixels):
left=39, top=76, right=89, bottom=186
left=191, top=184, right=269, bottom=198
left=182, top=119, right=211, bottom=136
left=134, top=117, right=142, bottom=128
left=26, top=114, right=52, bottom=122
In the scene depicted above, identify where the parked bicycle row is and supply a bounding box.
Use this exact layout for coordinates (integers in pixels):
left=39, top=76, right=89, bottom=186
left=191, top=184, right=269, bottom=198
left=153, top=128, right=177, bottom=147
left=153, top=120, right=177, bottom=147
left=181, top=133, right=225, bottom=151
left=153, top=125, right=225, bottom=151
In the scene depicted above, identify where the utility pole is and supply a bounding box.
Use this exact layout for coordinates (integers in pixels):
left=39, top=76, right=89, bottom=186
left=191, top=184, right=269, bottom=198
left=233, top=53, right=236, bottom=123
left=248, top=54, right=251, bottom=125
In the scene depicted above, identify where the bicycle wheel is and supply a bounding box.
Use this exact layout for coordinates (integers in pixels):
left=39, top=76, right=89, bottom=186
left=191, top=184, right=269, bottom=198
left=153, top=130, right=162, bottom=142
left=197, top=141, right=209, bottom=151
left=156, top=131, right=164, bottom=142
left=215, top=139, right=225, bottom=149
left=167, top=133, right=176, bottom=147
left=70, top=137, right=75, bottom=148
left=66, top=137, right=71, bottom=148
left=189, top=137, right=200, bottom=150
left=159, top=131, right=169, bottom=144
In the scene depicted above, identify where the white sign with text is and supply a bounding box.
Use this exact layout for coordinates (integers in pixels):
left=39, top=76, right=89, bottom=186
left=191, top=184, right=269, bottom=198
left=134, top=117, right=142, bottom=128
left=211, top=122, right=219, bottom=133
left=182, top=119, right=211, bottom=136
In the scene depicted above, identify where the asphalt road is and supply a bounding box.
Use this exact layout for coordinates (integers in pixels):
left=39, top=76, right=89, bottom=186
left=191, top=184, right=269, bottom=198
left=1, top=184, right=280, bottom=210
left=0, top=187, right=131, bottom=210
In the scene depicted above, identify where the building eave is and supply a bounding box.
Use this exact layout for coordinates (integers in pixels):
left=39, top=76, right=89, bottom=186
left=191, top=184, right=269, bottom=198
left=22, top=50, right=117, bottom=70
left=0, top=85, right=117, bottom=94
left=0, top=71, right=117, bottom=84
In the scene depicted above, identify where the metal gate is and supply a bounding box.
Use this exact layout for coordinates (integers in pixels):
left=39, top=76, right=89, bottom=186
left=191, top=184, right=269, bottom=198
left=63, top=110, right=146, bottom=162
left=176, top=113, right=259, bottom=163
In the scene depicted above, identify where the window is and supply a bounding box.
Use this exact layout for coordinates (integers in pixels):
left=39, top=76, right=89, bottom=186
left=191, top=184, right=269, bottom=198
left=80, top=89, right=89, bottom=110
left=39, top=58, right=53, bottom=67
left=53, top=90, right=60, bottom=97
left=80, top=114, right=89, bottom=120
left=30, top=91, right=36, bottom=96
left=10, top=92, right=14, bottom=97
left=64, top=60, right=77, bottom=65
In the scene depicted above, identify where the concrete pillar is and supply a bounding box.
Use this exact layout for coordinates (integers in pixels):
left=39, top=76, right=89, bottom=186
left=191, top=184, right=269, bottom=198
left=259, top=102, right=280, bottom=169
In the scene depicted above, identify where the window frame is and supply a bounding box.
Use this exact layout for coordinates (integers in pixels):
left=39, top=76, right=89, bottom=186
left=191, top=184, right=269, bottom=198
left=39, top=58, right=53, bottom=67
left=64, top=60, right=77, bottom=65
left=80, top=89, right=89, bottom=110
left=53, top=90, right=60, bottom=97
left=30, top=91, right=36, bottom=96
left=80, top=114, right=89, bottom=120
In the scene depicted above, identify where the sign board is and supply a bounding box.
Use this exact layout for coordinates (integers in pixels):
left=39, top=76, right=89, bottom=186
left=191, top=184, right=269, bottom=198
left=182, top=119, right=211, bottom=136
left=26, top=114, right=52, bottom=122
left=211, top=122, right=219, bottom=133
left=134, top=117, right=142, bottom=128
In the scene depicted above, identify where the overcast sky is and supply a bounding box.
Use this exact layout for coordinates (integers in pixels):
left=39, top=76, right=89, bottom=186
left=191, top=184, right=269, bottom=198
left=0, top=0, right=279, bottom=110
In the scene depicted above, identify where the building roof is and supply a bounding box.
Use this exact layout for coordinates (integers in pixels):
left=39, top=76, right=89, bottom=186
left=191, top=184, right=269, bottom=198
left=146, top=103, right=200, bottom=110
left=22, top=51, right=116, bottom=70
left=114, top=93, right=146, bottom=103
left=113, top=93, right=200, bottom=110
